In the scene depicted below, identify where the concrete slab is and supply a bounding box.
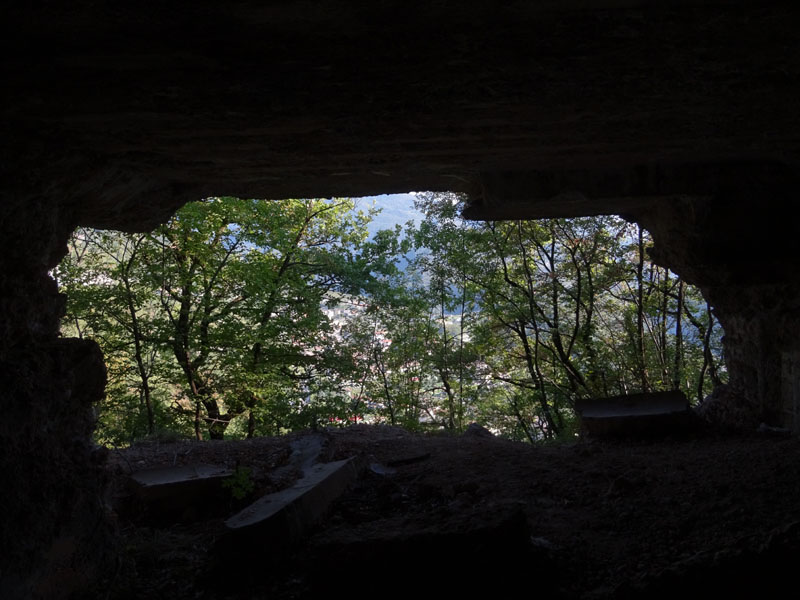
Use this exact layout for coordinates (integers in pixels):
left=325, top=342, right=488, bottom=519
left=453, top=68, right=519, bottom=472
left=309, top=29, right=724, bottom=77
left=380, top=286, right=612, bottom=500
left=130, top=464, right=233, bottom=496
left=576, top=390, right=691, bottom=437
left=220, top=457, right=362, bottom=552
left=127, top=463, right=233, bottom=522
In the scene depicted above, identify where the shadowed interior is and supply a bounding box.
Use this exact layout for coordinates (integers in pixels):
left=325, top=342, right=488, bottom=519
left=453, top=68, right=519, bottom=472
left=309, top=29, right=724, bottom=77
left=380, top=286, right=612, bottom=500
left=2, top=2, right=800, bottom=596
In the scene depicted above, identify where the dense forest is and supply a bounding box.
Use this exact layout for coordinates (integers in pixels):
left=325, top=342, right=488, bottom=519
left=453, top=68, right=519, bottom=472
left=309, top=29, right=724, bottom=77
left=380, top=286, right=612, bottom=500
left=55, top=193, right=725, bottom=445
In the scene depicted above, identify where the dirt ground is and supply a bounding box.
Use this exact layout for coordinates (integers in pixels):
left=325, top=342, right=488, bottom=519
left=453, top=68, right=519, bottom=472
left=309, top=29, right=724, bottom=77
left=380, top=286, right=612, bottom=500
left=99, top=424, right=800, bottom=599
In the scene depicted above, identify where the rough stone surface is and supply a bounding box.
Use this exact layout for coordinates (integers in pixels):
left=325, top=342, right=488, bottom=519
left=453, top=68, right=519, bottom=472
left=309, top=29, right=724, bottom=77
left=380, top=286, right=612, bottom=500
left=630, top=169, right=800, bottom=430
left=464, top=422, right=495, bottom=438
left=0, top=338, right=113, bottom=598
left=0, top=197, right=113, bottom=598
left=3, top=2, right=800, bottom=596
left=308, top=501, right=536, bottom=596
left=100, top=426, right=800, bottom=599
left=5, top=3, right=800, bottom=226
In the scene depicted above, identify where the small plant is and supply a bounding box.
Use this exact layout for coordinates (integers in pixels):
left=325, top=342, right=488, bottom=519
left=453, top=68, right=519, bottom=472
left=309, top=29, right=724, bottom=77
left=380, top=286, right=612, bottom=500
left=222, top=465, right=255, bottom=500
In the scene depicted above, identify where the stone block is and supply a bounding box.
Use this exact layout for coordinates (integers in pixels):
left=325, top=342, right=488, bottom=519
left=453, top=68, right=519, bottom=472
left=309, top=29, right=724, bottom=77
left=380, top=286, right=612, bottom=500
left=127, top=463, right=233, bottom=523
left=576, top=390, right=691, bottom=438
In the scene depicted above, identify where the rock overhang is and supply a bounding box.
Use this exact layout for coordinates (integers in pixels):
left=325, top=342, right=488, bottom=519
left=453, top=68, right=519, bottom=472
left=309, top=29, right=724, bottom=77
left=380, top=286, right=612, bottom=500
left=4, top=1, right=799, bottom=230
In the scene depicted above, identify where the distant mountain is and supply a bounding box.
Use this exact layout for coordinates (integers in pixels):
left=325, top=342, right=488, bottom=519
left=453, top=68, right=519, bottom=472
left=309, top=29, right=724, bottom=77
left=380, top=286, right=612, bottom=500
left=356, top=193, right=424, bottom=238
left=351, top=193, right=427, bottom=275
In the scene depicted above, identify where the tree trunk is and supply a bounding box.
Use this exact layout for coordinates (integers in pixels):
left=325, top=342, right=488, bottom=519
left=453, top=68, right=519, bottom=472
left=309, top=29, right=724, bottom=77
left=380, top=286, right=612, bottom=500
left=659, top=269, right=670, bottom=384
left=194, top=402, right=203, bottom=440
left=124, top=277, right=155, bottom=435
left=374, top=347, right=396, bottom=426
left=439, top=285, right=455, bottom=430
left=518, top=320, right=559, bottom=436
left=672, top=279, right=684, bottom=390
left=247, top=410, right=255, bottom=439
left=636, top=225, right=651, bottom=392
left=203, top=398, right=228, bottom=440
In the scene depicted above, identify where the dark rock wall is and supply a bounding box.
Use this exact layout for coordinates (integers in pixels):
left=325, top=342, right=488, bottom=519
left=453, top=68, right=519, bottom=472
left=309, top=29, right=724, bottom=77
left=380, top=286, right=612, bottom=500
left=0, top=200, right=113, bottom=598
left=633, top=165, right=800, bottom=430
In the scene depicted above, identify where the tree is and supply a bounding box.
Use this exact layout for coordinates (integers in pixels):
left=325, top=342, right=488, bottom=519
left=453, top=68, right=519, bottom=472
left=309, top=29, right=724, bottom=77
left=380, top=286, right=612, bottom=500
left=56, top=229, right=175, bottom=444
left=59, top=192, right=727, bottom=445
left=58, top=196, right=385, bottom=441
left=412, top=192, right=482, bottom=431
left=408, top=192, right=726, bottom=440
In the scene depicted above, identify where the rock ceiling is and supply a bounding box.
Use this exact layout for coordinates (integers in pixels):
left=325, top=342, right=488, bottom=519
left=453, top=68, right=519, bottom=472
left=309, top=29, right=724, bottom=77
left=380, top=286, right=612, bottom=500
left=4, top=2, right=799, bottom=230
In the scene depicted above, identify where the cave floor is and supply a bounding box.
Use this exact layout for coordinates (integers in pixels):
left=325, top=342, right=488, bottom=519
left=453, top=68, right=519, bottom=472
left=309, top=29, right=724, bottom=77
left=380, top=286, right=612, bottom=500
left=99, top=424, right=800, bottom=599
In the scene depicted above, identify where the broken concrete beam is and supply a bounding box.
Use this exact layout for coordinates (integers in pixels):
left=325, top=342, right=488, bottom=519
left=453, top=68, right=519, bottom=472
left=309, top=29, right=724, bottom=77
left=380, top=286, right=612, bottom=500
left=127, top=463, right=233, bottom=523
left=221, top=457, right=362, bottom=551
left=575, top=390, right=691, bottom=438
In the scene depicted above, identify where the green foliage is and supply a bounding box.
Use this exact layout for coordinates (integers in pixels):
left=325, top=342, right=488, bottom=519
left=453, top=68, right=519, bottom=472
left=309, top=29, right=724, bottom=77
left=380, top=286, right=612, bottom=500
left=56, top=196, right=393, bottom=443
left=387, top=192, right=726, bottom=440
left=222, top=466, right=255, bottom=501
left=57, top=193, right=726, bottom=446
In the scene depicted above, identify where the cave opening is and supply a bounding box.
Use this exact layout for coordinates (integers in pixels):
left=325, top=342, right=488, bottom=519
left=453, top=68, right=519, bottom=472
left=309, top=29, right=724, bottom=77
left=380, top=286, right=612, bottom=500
left=55, top=191, right=727, bottom=449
